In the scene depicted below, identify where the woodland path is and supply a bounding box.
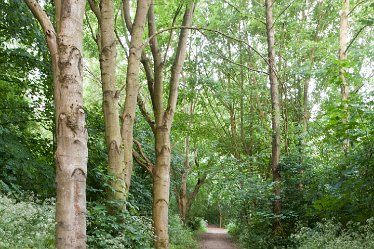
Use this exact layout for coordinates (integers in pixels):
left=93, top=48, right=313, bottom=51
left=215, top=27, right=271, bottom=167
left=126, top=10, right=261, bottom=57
left=199, top=225, right=239, bottom=249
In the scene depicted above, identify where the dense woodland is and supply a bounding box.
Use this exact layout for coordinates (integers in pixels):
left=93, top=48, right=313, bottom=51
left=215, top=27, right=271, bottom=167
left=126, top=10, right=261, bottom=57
left=0, top=0, right=373, bottom=248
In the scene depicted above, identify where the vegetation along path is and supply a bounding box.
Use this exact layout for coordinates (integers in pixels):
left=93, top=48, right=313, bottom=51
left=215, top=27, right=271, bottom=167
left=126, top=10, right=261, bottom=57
left=199, top=226, right=239, bottom=249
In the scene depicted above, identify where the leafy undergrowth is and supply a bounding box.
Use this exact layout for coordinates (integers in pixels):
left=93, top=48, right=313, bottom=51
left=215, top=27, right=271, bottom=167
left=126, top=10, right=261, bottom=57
left=0, top=194, right=202, bottom=249
left=0, top=194, right=55, bottom=249
left=169, top=214, right=199, bottom=249
left=292, top=219, right=374, bottom=249
left=227, top=218, right=374, bottom=249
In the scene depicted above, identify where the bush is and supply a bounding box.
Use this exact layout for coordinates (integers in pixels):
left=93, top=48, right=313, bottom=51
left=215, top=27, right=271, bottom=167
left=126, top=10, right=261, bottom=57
left=87, top=201, right=155, bottom=249
left=0, top=194, right=55, bottom=248
left=291, top=219, right=374, bottom=249
left=188, top=216, right=208, bottom=232
left=169, top=214, right=198, bottom=249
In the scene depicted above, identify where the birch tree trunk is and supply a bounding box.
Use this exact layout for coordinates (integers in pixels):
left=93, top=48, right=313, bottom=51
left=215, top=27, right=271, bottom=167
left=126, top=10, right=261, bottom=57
left=339, top=0, right=350, bottom=151
left=121, top=0, right=150, bottom=196
left=178, top=134, right=190, bottom=222
left=265, top=0, right=282, bottom=236
left=24, top=0, right=88, bottom=248
left=98, top=0, right=125, bottom=201
left=152, top=3, right=195, bottom=248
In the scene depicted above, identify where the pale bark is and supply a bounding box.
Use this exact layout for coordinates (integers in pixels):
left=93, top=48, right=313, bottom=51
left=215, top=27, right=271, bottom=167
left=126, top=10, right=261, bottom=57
left=95, top=0, right=126, bottom=201
left=178, top=134, right=190, bottom=222
left=121, top=0, right=150, bottom=196
left=302, top=0, right=322, bottom=139
left=151, top=3, right=195, bottom=248
left=177, top=103, right=193, bottom=222
left=339, top=0, right=350, bottom=151
left=265, top=0, right=282, bottom=236
left=24, top=0, right=88, bottom=248
left=340, top=0, right=349, bottom=100
left=91, top=0, right=149, bottom=202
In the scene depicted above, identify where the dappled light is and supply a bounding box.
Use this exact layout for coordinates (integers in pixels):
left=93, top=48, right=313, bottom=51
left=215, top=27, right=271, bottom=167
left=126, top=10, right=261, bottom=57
left=0, top=0, right=373, bottom=249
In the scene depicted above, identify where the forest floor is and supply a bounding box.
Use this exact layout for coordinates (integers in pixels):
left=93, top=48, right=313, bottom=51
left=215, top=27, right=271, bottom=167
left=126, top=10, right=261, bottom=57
left=199, top=225, right=239, bottom=249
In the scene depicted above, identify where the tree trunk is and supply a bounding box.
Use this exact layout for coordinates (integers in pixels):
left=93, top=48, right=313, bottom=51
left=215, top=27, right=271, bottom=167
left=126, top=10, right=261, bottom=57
left=152, top=3, right=195, bottom=248
left=339, top=0, right=349, bottom=151
left=98, top=0, right=125, bottom=201
left=265, top=0, right=282, bottom=236
left=121, top=0, right=150, bottom=196
left=55, top=2, right=88, bottom=247
left=153, top=126, right=172, bottom=249
left=179, top=133, right=190, bottom=222
left=24, top=1, right=88, bottom=248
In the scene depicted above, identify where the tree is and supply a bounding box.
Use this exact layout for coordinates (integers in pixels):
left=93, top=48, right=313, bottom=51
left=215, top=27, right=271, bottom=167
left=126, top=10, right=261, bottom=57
left=265, top=0, right=282, bottom=236
left=339, top=0, right=350, bottom=151
left=88, top=0, right=150, bottom=204
left=24, top=1, right=88, bottom=248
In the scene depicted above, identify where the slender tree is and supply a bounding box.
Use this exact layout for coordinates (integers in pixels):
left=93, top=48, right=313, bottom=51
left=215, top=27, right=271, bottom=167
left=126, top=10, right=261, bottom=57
left=150, top=3, right=195, bottom=247
left=88, top=0, right=150, bottom=203
left=24, top=0, right=88, bottom=248
left=265, top=0, right=282, bottom=235
left=127, top=1, right=195, bottom=247
left=89, top=0, right=125, bottom=201
left=339, top=0, right=350, bottom=151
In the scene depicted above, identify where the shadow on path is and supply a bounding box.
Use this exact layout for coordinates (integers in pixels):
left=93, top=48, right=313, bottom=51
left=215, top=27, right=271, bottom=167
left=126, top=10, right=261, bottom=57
left=199, top=225, right=239, bottom=249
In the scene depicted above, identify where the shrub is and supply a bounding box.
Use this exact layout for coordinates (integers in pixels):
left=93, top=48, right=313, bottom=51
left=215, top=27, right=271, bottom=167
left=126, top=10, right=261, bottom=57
left=291, top=219, right=374, bottom=249
left=0, top=194, right=55, bottom=248
left=87, top=201, right=155, bottom=249
left=188, top=216, right=208, bottom=232
left=169, top=214, right=198, bottom=249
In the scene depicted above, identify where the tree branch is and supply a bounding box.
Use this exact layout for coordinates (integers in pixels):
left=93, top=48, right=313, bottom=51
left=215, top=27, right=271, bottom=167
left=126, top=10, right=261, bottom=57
left=24, top=0, right=59, bottom=105
left=133, top=139, right=154, bottom=174
left=272, top=0, right=296, bottom=28
left=144, top=26, right=269, bottom=67
left=148, top=0, right=164, bottom=123
left=133, top=149, right=153, bottom=175
left=122, top=0, right=133, bottom=32
left=163, top=2, right=183, bottom=64
left=345, top=25, right=368, bottom=53
left=137, top=94, right=156, bottom=134
left=167, top=3, right=195, bottom=115
left=348, top=0, right=368, bottom=16
left=85, top=12, right=99, bottom=46
left=211, top=50, right=268, bottom=75
left=88, top=0, right=101, bottom=22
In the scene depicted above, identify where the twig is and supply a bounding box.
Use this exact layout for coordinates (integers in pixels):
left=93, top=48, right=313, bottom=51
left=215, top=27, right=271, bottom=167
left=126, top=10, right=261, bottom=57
left=348, top=0, right=368, bottom=16
left=144, top=26, right=269, bottom=67
left=345, top=25, right=368, bottom=53
left=272, top=0, right=296, bottom=28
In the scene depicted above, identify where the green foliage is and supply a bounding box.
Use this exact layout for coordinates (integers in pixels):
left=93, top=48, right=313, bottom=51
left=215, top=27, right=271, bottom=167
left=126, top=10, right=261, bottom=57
left=291, top=219, right=374, bottom=249
left=169, top=214, right=198, bottom=249
left=0, top=194, right=55, bottom=249
left=187, top=216, right=208, bottom=232
left=87, top=201, right=155, bottom=249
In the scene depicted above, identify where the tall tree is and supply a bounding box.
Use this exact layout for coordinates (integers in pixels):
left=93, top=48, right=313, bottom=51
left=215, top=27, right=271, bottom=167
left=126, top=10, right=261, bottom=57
left=88, top=0, right=150, bottom=203
left=24, top=0, right=88, bottom=248
left=150, top=3, right=195, bottom=248
left=128, top=1, right=195, bottom=247
left=265, top=0, right=282, bottom=235
left=339, top=0, right=350, bottom=151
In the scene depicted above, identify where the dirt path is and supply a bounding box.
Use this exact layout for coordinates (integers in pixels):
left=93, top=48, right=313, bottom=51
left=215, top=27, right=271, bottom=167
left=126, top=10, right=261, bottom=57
left=199, top=226, right=239, bottom=249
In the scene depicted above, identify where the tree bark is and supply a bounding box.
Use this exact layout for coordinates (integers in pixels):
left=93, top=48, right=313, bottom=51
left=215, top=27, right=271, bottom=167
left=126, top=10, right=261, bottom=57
left=339, top=0, right=349, bottom=151
left=179, top=133, right=190, bottom=222
left=25, top=1, right=88, bottom=248
left=265, top=0, right=282, bottom=236
left=121, top=0, right=150, bottom=196
left=152, top=3, right=195, bottom=248
left=96, top=0, right=126, bottom=201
